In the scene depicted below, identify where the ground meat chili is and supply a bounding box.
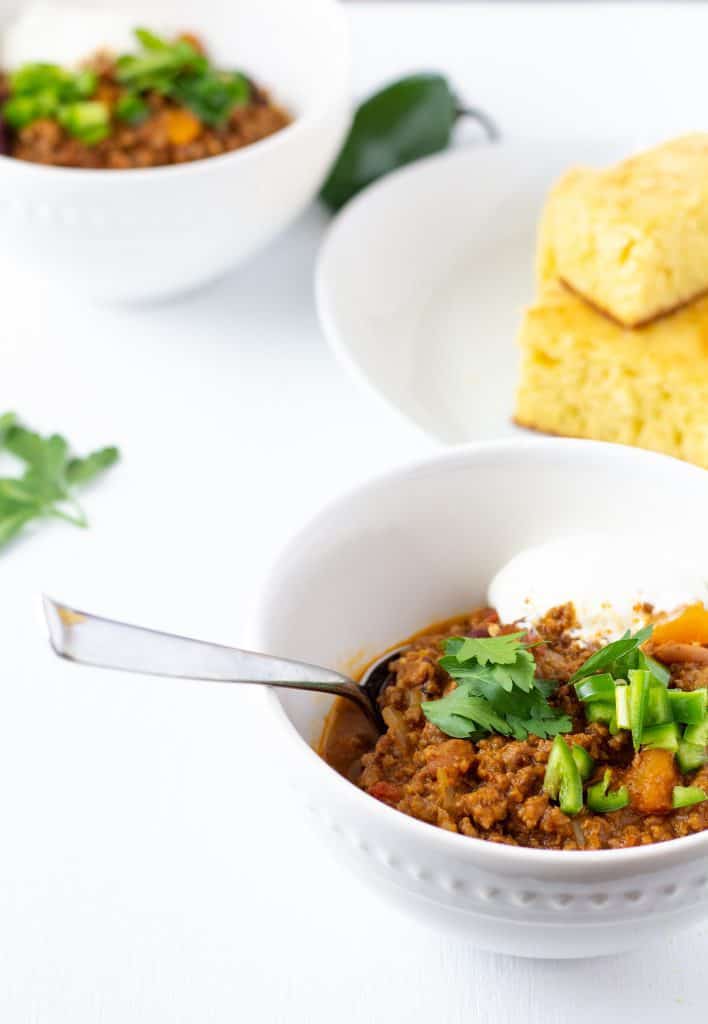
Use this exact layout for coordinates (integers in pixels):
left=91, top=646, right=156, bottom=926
left=319, top=603, right=708, bottom=850
left=0, top=30, right=290, bottom=169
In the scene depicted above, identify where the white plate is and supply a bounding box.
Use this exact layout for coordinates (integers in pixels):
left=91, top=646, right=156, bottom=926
left=316, top=140, right=626, bottom=444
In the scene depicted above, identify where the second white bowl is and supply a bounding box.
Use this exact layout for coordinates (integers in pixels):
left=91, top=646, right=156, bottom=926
left=0, top=0, right=350, bottom=302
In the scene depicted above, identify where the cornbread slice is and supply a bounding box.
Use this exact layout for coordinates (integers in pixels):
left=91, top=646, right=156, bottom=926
left=514, top=280, right=708, bottom=468
left=538, top=135, right=708, bottom=326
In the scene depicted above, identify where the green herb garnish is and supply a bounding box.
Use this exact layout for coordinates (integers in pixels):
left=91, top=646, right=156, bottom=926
left=422, top=633, right=572, bottom=741
left=543, top=735, right=584, bottom=815
left=115, top=29, right=206, bottom=89
left=9, top=62, right=97, bottom=104
left=0, top=413, right=118, bottom=549
left=571, top=743, right=595, bottom=781
left=2, top=62, right=106, bottom=140
left=58, top=101, right=110, bottom=145
left=114, top=91, right=150, bottom=126
left=168, top=68, right=249, bottom=128
left=667, top=688, right=707, bottom=725
left=570, top=626, right=653, bottom=684
left=645, top=683, right=672, bottom=727
left=642, top=722, right=681, bottom=752
left=115, top=28, right=249, bottom=127
left=628, top=668, right=651, bottom=751
left=444, top=632, right=537, bottom=692
left=573, top=628, right=708, bottom=772
left=1, top=27, right=251, bottom=144
left=677, top=739, right=707, bottom=773
left=672, top=785, right=707, bottom=810
left=585, top=700, right=615, bottom=724
left=614, top=681, right=630, bottom=730
left=575, top=673, right=615, bottom=703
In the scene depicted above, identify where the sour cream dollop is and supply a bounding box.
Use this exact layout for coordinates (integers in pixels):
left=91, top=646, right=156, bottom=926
left=487, top=535, right=706, bottom=643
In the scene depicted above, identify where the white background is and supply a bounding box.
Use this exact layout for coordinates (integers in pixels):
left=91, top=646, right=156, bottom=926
left=2, top=3, right=707, bottom=1021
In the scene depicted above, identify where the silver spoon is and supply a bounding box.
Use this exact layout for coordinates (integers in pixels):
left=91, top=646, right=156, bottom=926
left=42, top=597, right=407, bottom=731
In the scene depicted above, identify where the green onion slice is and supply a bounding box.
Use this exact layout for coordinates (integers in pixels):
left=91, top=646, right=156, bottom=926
left=676, top=740, right=707, bottom=774
left=615, top=682, right=630, bottom=731
left=645, top=683, right=672, bottom=727
left=585, top=701, right=615, bottom=724
left=571, top=744, right=595, bottom=781
left=628, top=669, right=650, bottom=751
left=683, top=718, right=708, bottom=747
left=543, top=735, right=583, bottom=816
left=57, top=101, right=110, bottom=145
left=668, top=688, right=707, bottom=726
left=638, top=650, right=670, bottom=687
left=586, top=770, right=630, bottom=813
left=641, top=722, right=680, bottom=752
left=575, top=674, right=615, bottom=703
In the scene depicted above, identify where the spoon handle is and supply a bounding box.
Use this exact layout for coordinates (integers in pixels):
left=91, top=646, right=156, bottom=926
left=43, top=596, right=373, bottom=717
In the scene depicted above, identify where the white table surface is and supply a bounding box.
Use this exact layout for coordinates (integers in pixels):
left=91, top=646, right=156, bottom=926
left=2, top=3, right=707, bottom=1021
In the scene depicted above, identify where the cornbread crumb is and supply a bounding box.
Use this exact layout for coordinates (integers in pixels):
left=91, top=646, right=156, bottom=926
left=538, top=134, right=708, bottom=327
left=514, top=280, right=708, bottom=469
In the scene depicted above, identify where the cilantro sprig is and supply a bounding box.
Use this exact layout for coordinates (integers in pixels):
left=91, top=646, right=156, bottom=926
left=422, top=633, right=572, bottom=741
left=115, top=28, right=250, bottom=128
left=0, top=413, right=118, bottom=549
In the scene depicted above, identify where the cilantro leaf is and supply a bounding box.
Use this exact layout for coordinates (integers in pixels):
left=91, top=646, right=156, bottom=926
left=66, top=446, right=120, bottom=485
left=114, top=28, right=250, bottom=128
left=533, top=677, right=560, bottom=698
left=0, top=508, right=37, bottom=546
left=5, top=427, right=68, bottom=482
left=116, top=32, right=206, bottom=89
left=134, top=27, right=170, bottom=51
left=0, top=412, right=17, bottom=444
left=445, top=632, right=537, bottom=693
left=115, top=91, right=150, bottom=126
left=489, top=648, right=536, bottom=693
left=424, top=634, right=572, bottom=742
left=422, top=685, right=511, bottom=739
left=0, top=414, right=118, bottom=551
left=170, top=69, right=249, bottom=127
left=455, top=631, right=528, bottom=665
left=422, top=679, right=572, bottom=742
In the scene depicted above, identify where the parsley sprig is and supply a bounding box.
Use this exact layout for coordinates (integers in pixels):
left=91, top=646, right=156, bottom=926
left=0, top=413, right=118, bottom=548
left=422, top=633, right=572, bottom=741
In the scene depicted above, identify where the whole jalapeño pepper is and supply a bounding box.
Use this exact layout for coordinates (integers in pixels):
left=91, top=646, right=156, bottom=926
left=320, top=72, right=498, bottom=213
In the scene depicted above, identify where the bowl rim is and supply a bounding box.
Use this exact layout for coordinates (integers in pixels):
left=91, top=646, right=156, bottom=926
left=253, top=437, right=708, bottom=873
left=0, top=0, right=349, bottom=183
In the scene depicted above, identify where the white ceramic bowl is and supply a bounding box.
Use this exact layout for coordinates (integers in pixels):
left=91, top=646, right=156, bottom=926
left=253, top=439, right=708, bottom=959
left=0, top=1, right=350, bottom=301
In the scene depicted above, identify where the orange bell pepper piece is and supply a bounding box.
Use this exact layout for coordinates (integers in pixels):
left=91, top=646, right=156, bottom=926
left=165, top=109, right=202, bottom=146
left=652, top=603, right=708, bottom=646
